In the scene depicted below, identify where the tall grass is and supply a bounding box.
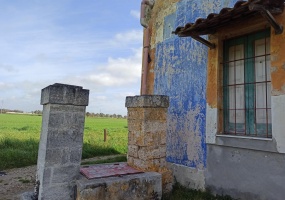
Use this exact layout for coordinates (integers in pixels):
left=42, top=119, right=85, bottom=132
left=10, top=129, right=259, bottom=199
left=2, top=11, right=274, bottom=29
left=0, top=114, right=128, bottom=170
left=82, top=117, right=128, bottom=158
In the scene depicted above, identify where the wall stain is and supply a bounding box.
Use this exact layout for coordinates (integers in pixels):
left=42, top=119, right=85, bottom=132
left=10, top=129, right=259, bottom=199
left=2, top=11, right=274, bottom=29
left=151, top=0, right=240, bottom=168
left=271, top=12, right=285, bottom=95
left=206, top=41, right=219, bottom=108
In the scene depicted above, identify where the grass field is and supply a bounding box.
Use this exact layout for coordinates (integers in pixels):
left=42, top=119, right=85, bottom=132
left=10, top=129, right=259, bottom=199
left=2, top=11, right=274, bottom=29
left=0, top=114, right=235, bottom=199
left=0, top=113, right=128, bottom=170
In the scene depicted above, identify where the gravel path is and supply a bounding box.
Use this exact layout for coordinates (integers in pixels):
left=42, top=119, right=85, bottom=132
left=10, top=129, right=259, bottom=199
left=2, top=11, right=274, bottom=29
left=0, top=155, right=125, bottom=200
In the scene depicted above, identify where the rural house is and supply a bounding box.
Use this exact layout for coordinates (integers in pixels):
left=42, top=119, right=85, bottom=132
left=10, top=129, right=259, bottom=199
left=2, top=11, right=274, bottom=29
left=138, top=0, right=285, bottom=199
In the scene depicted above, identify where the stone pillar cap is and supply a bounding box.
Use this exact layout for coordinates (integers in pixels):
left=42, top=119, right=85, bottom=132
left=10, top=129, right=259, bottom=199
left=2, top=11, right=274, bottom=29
left=41, top=83, right=89, bottom=106
left=125, top=95, right=169, bottom=108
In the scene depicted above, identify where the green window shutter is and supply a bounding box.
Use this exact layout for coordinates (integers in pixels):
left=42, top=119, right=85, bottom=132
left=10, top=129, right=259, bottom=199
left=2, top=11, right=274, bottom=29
left=223, top=29, right=272, bottom=138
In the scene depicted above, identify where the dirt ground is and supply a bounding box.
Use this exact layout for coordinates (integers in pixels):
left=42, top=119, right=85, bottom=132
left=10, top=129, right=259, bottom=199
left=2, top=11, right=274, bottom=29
left=0, top=165, right=36, bottom=200
left=0, top=155, right=124, bottom=200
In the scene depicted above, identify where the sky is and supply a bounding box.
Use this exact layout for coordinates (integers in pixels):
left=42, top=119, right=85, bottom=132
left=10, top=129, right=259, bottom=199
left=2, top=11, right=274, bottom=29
left=0, top=0, right=142, bottom=115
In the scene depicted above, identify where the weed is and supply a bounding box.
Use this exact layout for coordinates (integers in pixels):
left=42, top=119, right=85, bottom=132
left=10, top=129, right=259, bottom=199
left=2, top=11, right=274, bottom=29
left=162, top=183, right=234, bottom=200
left=18, top=178, right=31, bottom=183
left=14, top=126, right=30, bottom=131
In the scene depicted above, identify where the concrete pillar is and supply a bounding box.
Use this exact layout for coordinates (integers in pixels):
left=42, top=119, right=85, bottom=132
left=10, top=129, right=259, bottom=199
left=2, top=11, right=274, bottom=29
left=36, top=83, right=89, bottom=200
left=125, top=95, right=172, bottom=193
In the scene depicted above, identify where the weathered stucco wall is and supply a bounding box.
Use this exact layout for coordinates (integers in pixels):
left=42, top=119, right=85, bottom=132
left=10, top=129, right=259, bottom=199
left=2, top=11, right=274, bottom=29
left=148, top=0, right=237, bottom=175
left=147, top=0, right=285, bottom=197
left=206, top=145, right=285, bottom=200
left=271, top=13, right=285, bottom=96
left=270, top=12, right=285, bottom=153
left=203, top=2, right=285, bottom=200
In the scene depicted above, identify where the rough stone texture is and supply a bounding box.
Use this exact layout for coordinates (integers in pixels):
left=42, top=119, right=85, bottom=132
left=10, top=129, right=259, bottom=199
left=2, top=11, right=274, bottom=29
left=76, top=171, right=162, bottom=200
left=126, top=95, right=172, bottom=193
left=41, top=83, right=89, bottom=106
left=126, top=97, right=169, bottom=171
left=126, top=95, right=169, bottom=108
left=36, top=84, right=89, bottom=200
left=206, top=144, right=285, bottom=200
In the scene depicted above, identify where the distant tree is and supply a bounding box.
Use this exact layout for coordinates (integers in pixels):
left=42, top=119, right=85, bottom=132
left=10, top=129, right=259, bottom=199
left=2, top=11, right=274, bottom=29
left=33, top=110, right=42, bottom=115
left=80, top=111, right=127, bottom=119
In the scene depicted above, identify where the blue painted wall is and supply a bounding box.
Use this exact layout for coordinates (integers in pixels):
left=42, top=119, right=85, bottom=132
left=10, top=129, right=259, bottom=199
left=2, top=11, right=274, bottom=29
left=153, top=0, right=237, bottom=169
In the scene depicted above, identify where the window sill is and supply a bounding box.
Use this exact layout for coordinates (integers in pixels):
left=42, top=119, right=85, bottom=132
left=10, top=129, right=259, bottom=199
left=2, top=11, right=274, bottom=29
left=210, top=134, right=278, bottom=153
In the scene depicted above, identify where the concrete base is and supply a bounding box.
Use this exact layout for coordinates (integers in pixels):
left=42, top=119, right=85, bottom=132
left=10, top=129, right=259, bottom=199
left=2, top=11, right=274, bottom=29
left=76, top=172, right=162, bottom=200
left=166, top=162, right=205, bottom=190
left=206, top=144, right=285, bottom=200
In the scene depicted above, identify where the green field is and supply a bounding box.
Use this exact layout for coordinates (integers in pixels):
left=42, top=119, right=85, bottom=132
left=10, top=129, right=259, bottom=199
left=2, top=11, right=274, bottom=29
left=0, top=114, right=128, bottom=170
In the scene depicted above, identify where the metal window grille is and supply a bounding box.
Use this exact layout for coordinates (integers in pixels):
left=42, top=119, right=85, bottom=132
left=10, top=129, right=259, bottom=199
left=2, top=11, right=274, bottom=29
left=223, top=29, right=272, bottom=138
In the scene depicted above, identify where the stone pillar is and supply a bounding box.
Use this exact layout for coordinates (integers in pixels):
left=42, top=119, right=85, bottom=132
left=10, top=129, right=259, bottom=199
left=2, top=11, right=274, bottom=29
left=36, top=83, right=89, bottom=200
left=125, top=95, right=172, bottom=193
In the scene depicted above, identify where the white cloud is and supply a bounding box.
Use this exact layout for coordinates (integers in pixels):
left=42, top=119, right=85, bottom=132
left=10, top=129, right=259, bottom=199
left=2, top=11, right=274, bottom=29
left=1, top=48, right=143, bottom=114
left=0, top=43, right=142, bottom=114
left=0, top=1, right=142, bottom=115
left=112, top=30, right=143, bottom=45
left=130, top=10, right=140, bottom=19
left=60, top=48, right=142, bottom=89
left=64, top=48, right=141, bottom=114
left=87, top=49, right=141, bottom=86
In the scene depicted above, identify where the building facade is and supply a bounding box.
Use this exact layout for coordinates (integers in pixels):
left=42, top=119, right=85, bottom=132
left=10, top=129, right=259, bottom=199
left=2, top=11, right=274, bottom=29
left=140, top=0, right=285, bottom=199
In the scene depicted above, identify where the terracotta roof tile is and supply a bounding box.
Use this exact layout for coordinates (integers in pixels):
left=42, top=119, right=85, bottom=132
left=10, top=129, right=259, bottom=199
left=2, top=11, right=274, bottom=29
left=173, top=0, right=284, bottom=37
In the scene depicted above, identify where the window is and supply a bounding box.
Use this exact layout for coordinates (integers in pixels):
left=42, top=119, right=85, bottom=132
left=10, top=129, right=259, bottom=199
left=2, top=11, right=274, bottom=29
left=223, top=29, right=272, bottom=138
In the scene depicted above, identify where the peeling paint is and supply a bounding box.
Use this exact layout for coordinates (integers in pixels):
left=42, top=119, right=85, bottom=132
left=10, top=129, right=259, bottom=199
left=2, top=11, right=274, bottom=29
left=206, top=104, right=217, bottom=144
left=154, top=34, right=207, bottom=168
left=163, top=13, right=176, bottom=40
left=149, top=0, right=178, bottom=46
left=271, top=12, right=285, bottom=95
left=282, top=63, right=285, bottom=71
left=206, top=37, right=219, bottom=108
left=146, top=0, right=285, bottom=197
left=150, top=0, right=239, bottom=169
left=271, top=66, right=278, bottom=73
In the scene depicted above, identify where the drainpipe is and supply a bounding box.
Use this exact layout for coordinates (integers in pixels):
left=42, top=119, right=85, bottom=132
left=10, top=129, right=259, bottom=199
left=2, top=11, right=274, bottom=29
left=140, top=0, right=154, bottom=95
